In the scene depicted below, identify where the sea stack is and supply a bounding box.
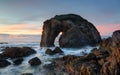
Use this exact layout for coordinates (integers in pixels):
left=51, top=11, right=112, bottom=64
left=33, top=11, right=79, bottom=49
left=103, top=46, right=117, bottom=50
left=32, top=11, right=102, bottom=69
left=40, top=14, right=101, bottom=47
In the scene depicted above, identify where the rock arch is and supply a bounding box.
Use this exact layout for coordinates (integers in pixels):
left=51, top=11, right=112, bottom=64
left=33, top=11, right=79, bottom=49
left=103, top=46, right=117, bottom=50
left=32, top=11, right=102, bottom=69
left=40, top=14, right=101, bottom=47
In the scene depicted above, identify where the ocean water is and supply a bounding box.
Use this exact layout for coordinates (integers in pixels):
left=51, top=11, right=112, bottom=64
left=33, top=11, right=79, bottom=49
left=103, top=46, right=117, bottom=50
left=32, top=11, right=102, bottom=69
left=0, top=42, right=97, bottom=75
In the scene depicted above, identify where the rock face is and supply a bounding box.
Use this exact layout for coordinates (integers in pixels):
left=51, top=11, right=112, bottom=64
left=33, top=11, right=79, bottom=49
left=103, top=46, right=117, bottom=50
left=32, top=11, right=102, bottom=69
left=44, top=54, right=102, bottom=75
left=112, top=30, right=120, bottom=47
left=100, top=30, right=120, bottom=75
left=40, top=14, right=101, bottom=47
left=43, top=30, right=120, bottom=75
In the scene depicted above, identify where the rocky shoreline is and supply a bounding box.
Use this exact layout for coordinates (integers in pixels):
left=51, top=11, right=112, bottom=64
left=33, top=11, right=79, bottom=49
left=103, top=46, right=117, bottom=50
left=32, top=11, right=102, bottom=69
left=43, top=30, right=120, bottom=75
left=0, top=30, right=119, bottom=75
left=0, top=14, right=119, bottom=75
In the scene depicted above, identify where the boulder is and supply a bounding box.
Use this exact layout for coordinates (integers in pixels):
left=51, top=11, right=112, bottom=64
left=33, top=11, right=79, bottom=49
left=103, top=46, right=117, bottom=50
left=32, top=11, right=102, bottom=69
left=40, top=14, right=101, bottom=48
left=0, top=42, right=8, bottom=44
left=0, top=59, right=11, bottom=68
left=45, top=47, right=63, bottom=55
left=53, top=47, right=63, bottom=54
left=21, top=73, right=33, bottom=75
left=2, top=47, right=36, bottom=58
left=28, top=57, right=41, bottom=66
left=0, top=54, right=6, bottom=59
left=45, top=49, right=54, bottom=55
left=13, top=58, right=23, bottom=65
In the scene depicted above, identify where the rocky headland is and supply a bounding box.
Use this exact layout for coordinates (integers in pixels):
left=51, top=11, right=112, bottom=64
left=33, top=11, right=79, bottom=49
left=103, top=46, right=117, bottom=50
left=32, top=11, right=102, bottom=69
left=40, top=14, right=101, bottom=47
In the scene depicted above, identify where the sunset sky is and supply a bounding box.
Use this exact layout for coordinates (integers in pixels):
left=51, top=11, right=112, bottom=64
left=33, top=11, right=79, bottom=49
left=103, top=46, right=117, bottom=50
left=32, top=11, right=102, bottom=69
left=0, top=0, right=120, bottom=36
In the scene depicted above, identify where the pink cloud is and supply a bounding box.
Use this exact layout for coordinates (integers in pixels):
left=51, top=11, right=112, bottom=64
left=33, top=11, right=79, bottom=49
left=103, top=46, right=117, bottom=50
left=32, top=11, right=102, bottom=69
left=96, top=24, right=120, bottom=36
left=0, top=24, right=42, bottom=35
left=0, top=23, right=120, bottom=36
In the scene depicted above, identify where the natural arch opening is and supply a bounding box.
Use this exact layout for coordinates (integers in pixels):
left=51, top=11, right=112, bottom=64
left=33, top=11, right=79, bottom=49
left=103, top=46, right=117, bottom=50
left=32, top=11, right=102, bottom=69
left=54, top=32, right=62, bottom=47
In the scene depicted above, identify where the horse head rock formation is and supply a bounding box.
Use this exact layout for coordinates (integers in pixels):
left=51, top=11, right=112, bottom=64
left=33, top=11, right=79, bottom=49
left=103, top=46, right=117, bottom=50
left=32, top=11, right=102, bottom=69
left=40, top=14, right=101, bottom=48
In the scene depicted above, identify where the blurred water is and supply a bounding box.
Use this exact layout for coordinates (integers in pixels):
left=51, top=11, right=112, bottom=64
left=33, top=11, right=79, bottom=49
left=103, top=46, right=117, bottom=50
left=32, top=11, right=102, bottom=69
left=0, top=42, right=96, bottom=75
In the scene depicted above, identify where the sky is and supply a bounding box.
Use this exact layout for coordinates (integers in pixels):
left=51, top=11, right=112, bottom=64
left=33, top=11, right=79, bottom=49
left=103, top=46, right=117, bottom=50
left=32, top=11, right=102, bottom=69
left=0, top=0, right=120, bottom=36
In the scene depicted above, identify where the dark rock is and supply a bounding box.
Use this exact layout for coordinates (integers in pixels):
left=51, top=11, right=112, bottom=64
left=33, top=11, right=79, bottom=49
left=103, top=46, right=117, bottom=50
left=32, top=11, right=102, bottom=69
left=45, top=47, right=63, bottom=55
left=13, top=58, right=23, bottom=65
left=91, top=49, right=109, bottom=65
left=21, top=73, right=33, bottom=75
left=101, top=47, right=120, bottom=75
left=28, top=57, right=41, bottom=66
left=0, top=59, right=11, bottom=68
left=43, top=30, right=120, bottom=75
left=0, top=42, right=8, bottom=44
left=100, top=30, right=120, bottom=75
left=112, top=30, right=120, bottom=47
left=44, top=54, right=101, bottom=75
left=40, top=14, right=101, bottom=48
left=0, top=54, right=6, bottom=59
left=91, top=48, right=98, bottom=52
left=53, top=47, right=63, bottom=54
left=99, top=30, right=120, bottom=54
left=45, top=49, right=54, bottom=55
left=92, top=49, right=109, bottom=59
left=2, top=47, right=36, bottom=58
left=99, top=37, right=113, bottom=54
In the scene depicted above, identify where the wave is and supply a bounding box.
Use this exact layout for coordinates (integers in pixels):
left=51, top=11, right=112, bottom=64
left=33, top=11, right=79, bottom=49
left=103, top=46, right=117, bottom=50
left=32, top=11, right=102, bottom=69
left=0, top=42, right=97, bottom=75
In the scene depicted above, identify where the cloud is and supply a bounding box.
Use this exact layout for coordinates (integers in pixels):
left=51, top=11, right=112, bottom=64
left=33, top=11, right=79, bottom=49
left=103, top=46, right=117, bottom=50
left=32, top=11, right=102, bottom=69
left=96, top=24, right=120, bottom=36
left=0, top=24, right=42, bottom=35
left=0, top=22, right=119, bottom=36
left=0, top=34, right=40, bottom=43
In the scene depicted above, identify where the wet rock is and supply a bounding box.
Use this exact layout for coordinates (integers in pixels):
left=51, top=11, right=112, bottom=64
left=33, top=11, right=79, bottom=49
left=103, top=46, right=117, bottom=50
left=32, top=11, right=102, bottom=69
left=91, top=48, right=98, bottom=52
left=2, top=47, right=36, bottom=58
left=0, top=54, right=6, bottom=59
left=40, top=14, right=101, bottom=48
left=45, top=47, right=63, bottom=55
left=13, top=58, right=23, bottom=65
left=45, top=49, right=54, bottom=55
left=53, top=47, right=63, bottom=54
left=44, top=53, right=101, bottom=75
left=21, top=73, right=33, bottom=75
left=0, top=59, right=11, bottom=68
left=0, top=42, right=8, bottom=44
left=28, top=57, right=41, bottom=66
